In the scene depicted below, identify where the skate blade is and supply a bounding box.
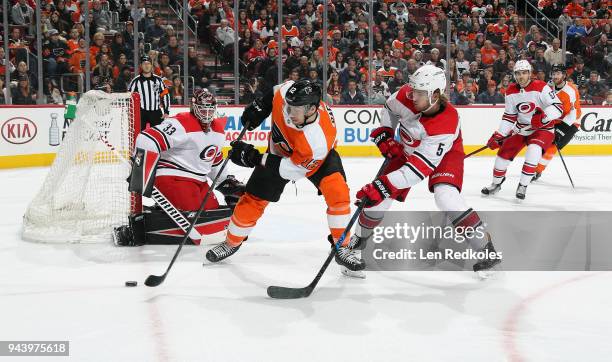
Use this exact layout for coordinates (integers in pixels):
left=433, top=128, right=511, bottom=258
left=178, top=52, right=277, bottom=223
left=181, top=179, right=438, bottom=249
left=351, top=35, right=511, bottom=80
left=477, top=269, right=496, bottom=280
left=341, top=267, right=366, bottom=279
left=476, top=264, right=503, bottom=280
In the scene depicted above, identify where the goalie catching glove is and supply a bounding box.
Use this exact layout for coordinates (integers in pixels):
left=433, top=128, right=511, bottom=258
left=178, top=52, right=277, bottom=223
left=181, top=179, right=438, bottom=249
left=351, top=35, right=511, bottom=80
left=215, top=175, right=246, bottom=207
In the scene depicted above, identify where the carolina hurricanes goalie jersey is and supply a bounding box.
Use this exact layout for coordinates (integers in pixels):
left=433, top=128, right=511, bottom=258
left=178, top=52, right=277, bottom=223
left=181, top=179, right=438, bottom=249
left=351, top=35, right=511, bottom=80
left=381, top=84, right=463, bottom=189
left=135, top=112, right=226, bottom=182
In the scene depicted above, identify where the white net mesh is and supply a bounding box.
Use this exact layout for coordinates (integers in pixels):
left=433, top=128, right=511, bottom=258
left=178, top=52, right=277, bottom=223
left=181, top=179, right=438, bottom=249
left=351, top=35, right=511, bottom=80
left=22, top=91, right=141, bottom=243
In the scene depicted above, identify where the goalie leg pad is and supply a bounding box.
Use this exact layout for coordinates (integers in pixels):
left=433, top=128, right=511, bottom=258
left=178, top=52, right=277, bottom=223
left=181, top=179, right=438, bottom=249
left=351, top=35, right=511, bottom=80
left=144, top=207, right=232, bottom=245
left=128, top=148, right=160, bottom=197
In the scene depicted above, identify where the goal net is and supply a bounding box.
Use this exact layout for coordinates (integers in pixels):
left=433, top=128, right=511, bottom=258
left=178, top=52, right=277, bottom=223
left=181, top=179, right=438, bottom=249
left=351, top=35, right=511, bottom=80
left=22, top=91, right=142, bottom=243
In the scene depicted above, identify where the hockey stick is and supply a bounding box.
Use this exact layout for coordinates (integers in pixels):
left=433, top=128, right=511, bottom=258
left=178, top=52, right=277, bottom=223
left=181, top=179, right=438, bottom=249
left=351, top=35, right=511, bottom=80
left=556, top=147, right=575, bottom=189
left=267, top=159, right=389, bottom=299
left=467, top=126, right=553, bottom=159
left=145, top=126, right=249, bottom=287
left=465, top=134, right=512, bottom=159
left=151, top=189, right=202, bottom=241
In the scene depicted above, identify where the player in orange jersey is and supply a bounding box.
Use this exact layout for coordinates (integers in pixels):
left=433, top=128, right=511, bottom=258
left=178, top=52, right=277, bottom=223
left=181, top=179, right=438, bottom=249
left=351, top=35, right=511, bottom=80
left=205, top=80, right=362, bottom=276
left=533, top=64, right=582, bottom=181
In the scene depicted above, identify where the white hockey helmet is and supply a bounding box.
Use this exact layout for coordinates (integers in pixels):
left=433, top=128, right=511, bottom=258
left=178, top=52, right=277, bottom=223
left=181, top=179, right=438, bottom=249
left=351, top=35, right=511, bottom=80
left=513, top=60, right=532, bottom=81
left=409, top=64, right=447, bottom=105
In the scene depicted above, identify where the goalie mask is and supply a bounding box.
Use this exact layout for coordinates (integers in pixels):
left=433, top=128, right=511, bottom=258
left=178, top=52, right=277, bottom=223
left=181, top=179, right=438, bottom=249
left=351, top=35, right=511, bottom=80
left=191, top=88, right=217, bottom=127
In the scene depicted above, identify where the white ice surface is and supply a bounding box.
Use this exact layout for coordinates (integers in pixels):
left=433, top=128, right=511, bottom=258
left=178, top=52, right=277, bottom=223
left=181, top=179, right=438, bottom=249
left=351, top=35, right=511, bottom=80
left=1, top=156, right=612, bottom=362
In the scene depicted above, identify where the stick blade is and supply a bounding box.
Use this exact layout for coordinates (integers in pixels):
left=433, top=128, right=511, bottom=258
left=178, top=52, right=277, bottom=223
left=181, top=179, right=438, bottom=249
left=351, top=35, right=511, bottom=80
left=144, top=274, right=165, bottom=287
left=267, top=285, right=313, bottom=299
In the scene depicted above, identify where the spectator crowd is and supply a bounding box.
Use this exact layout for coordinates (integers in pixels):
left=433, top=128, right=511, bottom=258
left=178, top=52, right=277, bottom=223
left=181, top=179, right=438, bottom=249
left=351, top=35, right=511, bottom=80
left=0, top=0, right=610, bottom=106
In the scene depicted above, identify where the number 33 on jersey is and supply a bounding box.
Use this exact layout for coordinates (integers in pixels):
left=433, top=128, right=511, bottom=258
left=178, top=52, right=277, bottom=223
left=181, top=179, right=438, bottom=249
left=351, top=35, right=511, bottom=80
left=136, top=112, right=226, bottom=182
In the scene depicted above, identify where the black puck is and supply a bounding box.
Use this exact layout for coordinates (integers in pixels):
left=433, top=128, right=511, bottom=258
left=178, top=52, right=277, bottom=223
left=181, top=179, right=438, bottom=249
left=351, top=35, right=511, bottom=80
left=125, top=281, right=138, bottom=287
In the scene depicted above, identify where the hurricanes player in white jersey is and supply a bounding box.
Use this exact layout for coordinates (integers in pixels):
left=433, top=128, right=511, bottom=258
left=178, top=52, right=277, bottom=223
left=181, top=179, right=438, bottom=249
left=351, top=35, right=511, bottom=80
left=353, top=65, right=500, bottom=274
left=533, top=64, right=582, bottom=181
left=113, top=89, right=245, bottom=246
left=481, top=60, right=563, bottom=200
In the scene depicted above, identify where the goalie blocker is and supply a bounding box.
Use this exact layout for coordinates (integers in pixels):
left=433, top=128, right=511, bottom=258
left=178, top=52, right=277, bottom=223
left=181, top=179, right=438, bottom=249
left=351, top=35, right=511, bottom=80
left=114, top=147, right=245, bottom=246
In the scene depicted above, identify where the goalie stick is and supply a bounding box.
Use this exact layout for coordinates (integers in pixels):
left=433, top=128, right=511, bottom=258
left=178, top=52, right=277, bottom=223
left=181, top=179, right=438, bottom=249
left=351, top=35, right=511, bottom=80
left=144, top=126, right=249, bottom=287
left=266, top=159, right=389, bottom=299
left=151, top=189, right=202, bottom=241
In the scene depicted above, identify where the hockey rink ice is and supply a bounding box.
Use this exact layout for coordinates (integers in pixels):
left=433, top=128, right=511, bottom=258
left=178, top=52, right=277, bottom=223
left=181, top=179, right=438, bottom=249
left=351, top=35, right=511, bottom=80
left=1, top=156, right=612, bottom=361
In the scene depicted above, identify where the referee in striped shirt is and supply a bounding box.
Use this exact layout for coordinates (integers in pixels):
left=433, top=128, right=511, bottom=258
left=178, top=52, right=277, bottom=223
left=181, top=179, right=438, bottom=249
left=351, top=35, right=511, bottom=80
left=129, top=55, right=170, bottom=130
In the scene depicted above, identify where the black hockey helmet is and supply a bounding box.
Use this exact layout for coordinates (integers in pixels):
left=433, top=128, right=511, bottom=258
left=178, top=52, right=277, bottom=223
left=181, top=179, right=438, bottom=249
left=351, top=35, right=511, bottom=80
left=551, top=64, right=566, bottom=73
left=285, top=79, right=322, bottom=107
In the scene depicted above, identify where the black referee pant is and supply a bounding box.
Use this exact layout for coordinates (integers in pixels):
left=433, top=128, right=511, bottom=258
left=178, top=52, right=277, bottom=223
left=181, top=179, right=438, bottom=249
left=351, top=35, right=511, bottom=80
left=140, top=109, right=164, bottom=130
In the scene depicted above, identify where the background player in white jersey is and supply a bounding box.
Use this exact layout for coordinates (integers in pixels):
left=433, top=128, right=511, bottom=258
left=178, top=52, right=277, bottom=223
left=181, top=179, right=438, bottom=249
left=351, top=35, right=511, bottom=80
left=533, top=64, right=582, bottom=181
left=352, top=65, right=500, bottom=275
left=113, top=89, right=245, bottom=246
left=482, top=60, right=563, bottom=200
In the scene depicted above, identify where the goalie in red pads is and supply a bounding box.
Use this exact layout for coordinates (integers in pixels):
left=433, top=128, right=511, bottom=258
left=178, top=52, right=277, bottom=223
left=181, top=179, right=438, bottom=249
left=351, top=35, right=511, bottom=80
left=113, top=89, right=245, bottom=246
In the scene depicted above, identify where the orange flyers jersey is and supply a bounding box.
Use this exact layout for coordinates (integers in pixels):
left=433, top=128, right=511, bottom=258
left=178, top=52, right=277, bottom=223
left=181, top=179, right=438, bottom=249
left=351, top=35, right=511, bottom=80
left=553, top=81, right=582, bottom=126
left=268, top=81, right=338, bottom=181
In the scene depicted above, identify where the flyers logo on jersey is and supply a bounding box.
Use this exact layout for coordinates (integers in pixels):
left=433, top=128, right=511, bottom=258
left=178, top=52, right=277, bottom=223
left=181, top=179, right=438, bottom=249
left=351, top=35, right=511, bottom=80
left=200, top=145, right=219, bottom=161
left=516, top=102, right=536, bottom=114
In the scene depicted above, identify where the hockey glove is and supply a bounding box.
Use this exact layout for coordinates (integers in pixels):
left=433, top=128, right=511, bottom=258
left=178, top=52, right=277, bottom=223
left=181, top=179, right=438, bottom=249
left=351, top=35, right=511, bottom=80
left=229, top=141, right=262, bottom=168
left=554, top=122, right=579, bottom=149
left=487, top=131, right=505, bottom=150
left=241, top=94, right=272, bottom=131
left=530, top=107, right=553, bottom=130
left=216, top=175, right=246, bottom=207
left=371, top=127, right=404, bottom=159
left=356, top=175, right=400, bottom=207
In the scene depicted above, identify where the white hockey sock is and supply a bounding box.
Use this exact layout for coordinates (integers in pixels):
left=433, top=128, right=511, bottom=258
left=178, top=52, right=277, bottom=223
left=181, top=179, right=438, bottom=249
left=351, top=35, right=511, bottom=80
left=434, top=184, right=488, bottom=250
left=355, top=198, right=393, bottom=239
left=492, top=156, right=511, bottom=184
left=520, top=144, right=543, bottom=185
